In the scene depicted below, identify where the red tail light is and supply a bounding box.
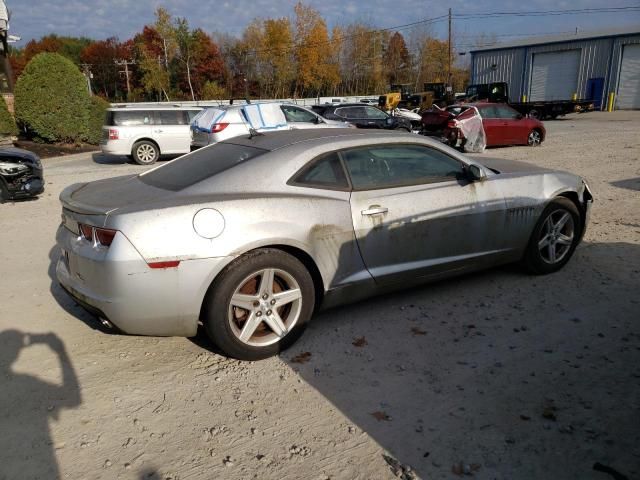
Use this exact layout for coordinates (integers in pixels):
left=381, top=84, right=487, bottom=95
left=447, top=120, right=458, bottom=128
left=78, top=223, right=117, bottom=246
left=95, top=228, right=117, bottom=246
left=148, top=261, right=180, bottom=269
left=108, top=129, right=119, bottom=140
left=210, top=123, right=229, bottom=133
left=79, top=223, right=93, bottom=241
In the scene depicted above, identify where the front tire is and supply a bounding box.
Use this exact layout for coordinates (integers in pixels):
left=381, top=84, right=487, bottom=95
left=523, top=197, right=581, bottom=275
left=527, top=129, right=542, bottom=146
left=132, top=141, right=159, bottom=165
left=202, top=249, right=315, bottom=360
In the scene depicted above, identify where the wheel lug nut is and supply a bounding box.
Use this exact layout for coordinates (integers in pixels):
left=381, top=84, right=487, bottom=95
left=262, top=294, right=268, bottom=300
left=270, top=299, right=276, bottom=305
left=266, top=310, right=272, bottom=315
left=256, top=311, right=262, bottom=317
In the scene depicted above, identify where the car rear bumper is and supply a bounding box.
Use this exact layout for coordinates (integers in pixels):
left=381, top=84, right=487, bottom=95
left=100, top=139, right=131, bottom=156
left=55, top=223, right=234, bottom=337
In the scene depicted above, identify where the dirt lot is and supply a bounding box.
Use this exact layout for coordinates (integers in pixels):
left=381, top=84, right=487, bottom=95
left=1, top=111, right=639, bottom=480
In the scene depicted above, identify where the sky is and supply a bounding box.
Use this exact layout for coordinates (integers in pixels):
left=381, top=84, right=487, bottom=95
left=6, top=0, right=640, bottom=51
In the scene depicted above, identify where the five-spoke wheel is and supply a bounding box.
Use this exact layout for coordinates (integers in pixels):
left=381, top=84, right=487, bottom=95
left=203, top=249, right=315, bottom=360
left=524, top=197, right=581, bottom=274
left=527, top=129, right=542, bottom=146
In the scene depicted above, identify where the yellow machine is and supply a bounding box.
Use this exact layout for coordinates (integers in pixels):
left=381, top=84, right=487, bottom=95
left=377, top=92, right=402, bottom=110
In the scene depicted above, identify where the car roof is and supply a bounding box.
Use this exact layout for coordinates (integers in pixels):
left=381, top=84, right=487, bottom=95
left=108, top=105, right=202, bottom=111
left=224, top=128, right=403, bottom=152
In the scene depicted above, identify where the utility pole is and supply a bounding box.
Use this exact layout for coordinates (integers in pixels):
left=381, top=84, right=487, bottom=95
left=448, top=8, right=452, bottom=95
left=80, top=63, right=93, bottom=95
left=115, top=59, right=135, bottom=97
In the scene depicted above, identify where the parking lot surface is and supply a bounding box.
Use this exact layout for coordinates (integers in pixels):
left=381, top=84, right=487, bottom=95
left=1, top=111, right=639, bottom=480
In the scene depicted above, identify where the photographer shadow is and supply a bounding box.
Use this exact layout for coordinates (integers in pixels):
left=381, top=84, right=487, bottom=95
left=0, top=330, right=82, bottom=479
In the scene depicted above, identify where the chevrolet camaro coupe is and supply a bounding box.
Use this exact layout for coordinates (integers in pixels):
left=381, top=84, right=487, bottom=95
left=56, top=129, right=592, bottom=360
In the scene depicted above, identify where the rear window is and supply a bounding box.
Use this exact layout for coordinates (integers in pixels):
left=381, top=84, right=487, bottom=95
left=139, top=142, right=268, bottom=191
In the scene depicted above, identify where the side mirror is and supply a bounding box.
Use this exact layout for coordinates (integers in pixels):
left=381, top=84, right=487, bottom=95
left=467, top=164, right=486, bottom=182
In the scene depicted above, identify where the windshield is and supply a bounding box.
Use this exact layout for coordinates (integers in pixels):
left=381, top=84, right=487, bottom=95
left=139, top=142, right=268, bottom=191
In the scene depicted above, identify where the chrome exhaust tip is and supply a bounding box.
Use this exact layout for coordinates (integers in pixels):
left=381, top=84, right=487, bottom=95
left=99, top=317, right=113, bottom=329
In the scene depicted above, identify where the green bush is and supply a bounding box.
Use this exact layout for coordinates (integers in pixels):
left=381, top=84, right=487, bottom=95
left=86, top=96, right=110, bottom=145
left=14, top=53, right=91, bottom=143
left=0, top=96, right=18, bottom=136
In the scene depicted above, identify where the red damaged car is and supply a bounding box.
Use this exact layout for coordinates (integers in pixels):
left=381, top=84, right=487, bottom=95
left=421, top=102, right=546, bottom=148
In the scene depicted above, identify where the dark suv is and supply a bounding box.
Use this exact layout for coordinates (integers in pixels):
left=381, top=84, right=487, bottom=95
left=311, top=104, right=412, bottom=131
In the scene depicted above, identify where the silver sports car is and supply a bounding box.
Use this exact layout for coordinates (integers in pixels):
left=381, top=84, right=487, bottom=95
left=56, top=129, right=592, bottom=360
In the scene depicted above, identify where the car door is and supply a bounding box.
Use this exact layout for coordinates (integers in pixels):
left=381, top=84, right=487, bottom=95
left=281, top=105, right=323, bottom=129
left=477, top=105, right=505, bottom=146
left=334, top=106, right=371, bottom=128
left=344, top=144, right=508, bottom=285
left=153, top=110, right=190, bottom=154
left=363, top=106, right=389, bottom=128
left=494, top=104, right=526, bottom=145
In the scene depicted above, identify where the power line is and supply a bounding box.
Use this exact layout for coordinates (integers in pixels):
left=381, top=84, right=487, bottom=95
left=454, top=6, right=640, bottom=19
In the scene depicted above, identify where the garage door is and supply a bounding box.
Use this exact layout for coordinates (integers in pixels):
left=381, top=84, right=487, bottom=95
left=530, top=50, right=581, bottom=101
left=616, top=44, right=640, bottom=109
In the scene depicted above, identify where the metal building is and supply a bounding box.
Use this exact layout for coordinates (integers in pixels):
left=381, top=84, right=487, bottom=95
left=470, top=27, right=640, bottom=110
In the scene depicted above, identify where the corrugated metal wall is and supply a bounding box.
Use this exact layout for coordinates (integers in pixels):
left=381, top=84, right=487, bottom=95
left=471, top=33, right=640, bottom=108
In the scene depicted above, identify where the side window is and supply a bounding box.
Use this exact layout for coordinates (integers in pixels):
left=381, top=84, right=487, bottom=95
left=291, top=152, right=349, bottom=190
left=156, top=110, right=188, bottom=125
left=281, top=106, right=317, bottom=123
left=364, top=106, right=387, bottom=120
left=186, top=110, right=201, bottom=122
left=342, top=145, right=464, bottom=190
left=335, top=106, right=366, bottom=119
left=495, top=105, right=519, bottom=119
left=112, top=111, right=153, bottom=126
left=479, top=106, right=498, bottom=119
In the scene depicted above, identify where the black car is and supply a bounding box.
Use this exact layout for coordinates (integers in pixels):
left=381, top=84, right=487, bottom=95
left=0, top=147, right=44, bottom=203
left=310, top=103, right=412, bottom=131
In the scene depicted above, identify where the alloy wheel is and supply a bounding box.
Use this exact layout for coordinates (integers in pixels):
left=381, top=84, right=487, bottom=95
left=537, top=209, right=575, bottom=264
left=136, top=144, right=157, bottom=163
left=528, top=130, right=542, bottom=146
left=227, top=268, right=303, bottom=347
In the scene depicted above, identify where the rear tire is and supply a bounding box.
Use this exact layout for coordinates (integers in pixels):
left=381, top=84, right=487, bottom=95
left=132, top=141, right=159, bottom=165
left=202, top=248, right=315, bottom=360
left=523, top=197, right=581, bottom=275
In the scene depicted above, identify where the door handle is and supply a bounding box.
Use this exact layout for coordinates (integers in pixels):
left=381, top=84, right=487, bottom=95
left=361, top=206, right=388, bottom=215
left=154, top=129, right=164, bottom=133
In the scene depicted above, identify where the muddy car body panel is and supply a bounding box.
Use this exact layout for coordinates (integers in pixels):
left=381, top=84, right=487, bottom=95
left=0, top=147, right=44, bottom=202
left=55, top=129, right=591, bottom=338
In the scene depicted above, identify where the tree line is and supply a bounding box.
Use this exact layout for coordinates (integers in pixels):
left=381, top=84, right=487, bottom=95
left=9, top=3, right=469, bottom=102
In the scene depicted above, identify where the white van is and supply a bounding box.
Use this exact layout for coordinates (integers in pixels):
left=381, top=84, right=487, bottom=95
left=101, top=106, right=202, bottom=165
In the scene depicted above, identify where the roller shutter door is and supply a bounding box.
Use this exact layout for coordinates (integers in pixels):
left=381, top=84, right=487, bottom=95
left=616, top=44, right=640, bottom=109
left=530, top=50, right=581, bottom=101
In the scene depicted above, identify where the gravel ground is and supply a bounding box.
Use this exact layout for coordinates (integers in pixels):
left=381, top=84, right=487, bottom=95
left=1, top=111, right=639, bottom=480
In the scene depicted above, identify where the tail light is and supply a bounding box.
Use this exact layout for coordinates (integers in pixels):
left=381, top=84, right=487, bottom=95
left=95, top=228, right=117, bottom=246
left=78, top=223, right=118, bottom=247
left=108, top=129, right=119, bottom=140
left=447, top=120, right=458, bottom=128
left=210, top=123, right=229, bottom=133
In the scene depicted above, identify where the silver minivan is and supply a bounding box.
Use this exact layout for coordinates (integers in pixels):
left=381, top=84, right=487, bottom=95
left=101, top=106, right=202, bottom=165
left=190, top=103, right=351, bottom=149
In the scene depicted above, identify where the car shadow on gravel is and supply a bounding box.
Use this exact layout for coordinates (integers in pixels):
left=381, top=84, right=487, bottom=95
left=611, top=177, right=640, bottom=192
left=92, top=152, right=131, bottom=165
left=282, top=241, right=640, bottom=479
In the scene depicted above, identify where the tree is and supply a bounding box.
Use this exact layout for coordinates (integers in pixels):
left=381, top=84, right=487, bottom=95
left=261, top=18, right=294, bottom=98
left=0, top=95, right=18, bottom=136
left=80, top=38, right=127, bottom=99
left=14, top=53, right=91, bottom=143
left=174, top=17, right=198, bottom=100
left=154, top=7, right=177, bottom=71
left=385, top=32, right=411, bottom=84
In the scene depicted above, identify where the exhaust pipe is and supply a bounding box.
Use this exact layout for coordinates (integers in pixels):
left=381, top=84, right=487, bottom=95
left=99, top=317, right=113, bottom=329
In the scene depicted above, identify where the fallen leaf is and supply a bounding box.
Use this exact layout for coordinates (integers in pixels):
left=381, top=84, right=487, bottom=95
left=411, top=327, right=427, bottom=336
left=291, top=352, right=312, bottom=364
left=371, top=411, right=391, bottom=421
left=352, top=336, right=368, bottom=347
